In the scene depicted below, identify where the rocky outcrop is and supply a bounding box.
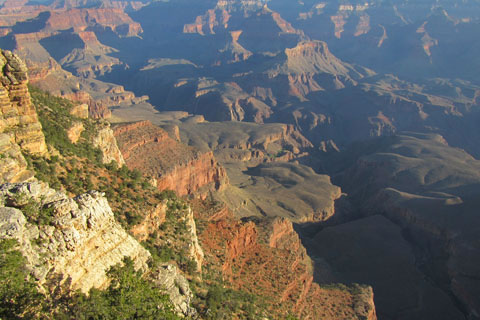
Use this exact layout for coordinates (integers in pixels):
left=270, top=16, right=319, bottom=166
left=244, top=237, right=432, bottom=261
left=57, top=30, right=124, bottom=78
left=0, top=50, right=47, bottom=155
left=181, top=121, right=312, bottom=163
left=66, top=121, right=84, bottom=144
left=153, top=264, right=197, bottom=317
left=155, top=151, right=228, bottom=196
left=196, top=204, right=377, bottom=319
left=0, top=181, right=151, bottom=293
left=23, top=58, right=62, bottom=82
left=192, top=80, right=274, bottom=122
left=0, top=50, right=47, bottom=184
left=91, top=121, right=126, bottom=166
left=130, top=202, right=166, bottom=241
left=182, top=206, right=204, bottom=272
left=62, top=91, right=112, bottom=119
left=275, top=40, right=373, bottom=99
left=68, top=102, right=88, bottom=119
left=0, top=133, right=33, bottom=183
left=217, top=30, right=253, bottom=64
left=114, top=121, right=228, bottom=196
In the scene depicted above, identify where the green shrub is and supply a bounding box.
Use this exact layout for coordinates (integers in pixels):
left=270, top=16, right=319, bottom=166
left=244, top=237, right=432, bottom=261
left=12, top=193, right=55, bottom=225
left=0, top=239, right=43, bottom=318
left=29, top=86, right=103, bottom=163
left=67, top=257, right=180, bottom=320
left=204, top=285, right=261, bottom=319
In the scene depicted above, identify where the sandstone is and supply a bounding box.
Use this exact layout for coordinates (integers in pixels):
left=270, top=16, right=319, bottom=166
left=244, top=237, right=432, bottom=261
left=45, top=9, right=143, bottom=37
left=130, top=202, right=166, bottom=241
left=0, top=50, right=47, bottom=156
left=183, top=8, right=230, bottom=35
left=182, top=206, right=204, bottom=272
left=0, top=50, right=47, bottom=184
left=61, top=91, right=112, bottom=119
left=0, top=133, right=34, bottom=183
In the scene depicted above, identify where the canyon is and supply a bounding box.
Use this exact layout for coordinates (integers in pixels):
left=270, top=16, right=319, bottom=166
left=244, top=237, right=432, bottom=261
left=0, top=0, right=480, bottom=319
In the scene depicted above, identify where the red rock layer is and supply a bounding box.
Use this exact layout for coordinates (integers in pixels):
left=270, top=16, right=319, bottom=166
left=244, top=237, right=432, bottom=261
left=194, top=201, right=377, bottom=320
left=113, top=120, right=228, bottom=196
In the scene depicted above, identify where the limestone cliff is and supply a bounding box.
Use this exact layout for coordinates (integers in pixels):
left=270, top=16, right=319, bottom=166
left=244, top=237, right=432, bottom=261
left=0, top=49, right=47, bottom=184
left=113, top=121, right=228, bottom=196
left=0, top=181, right=150, bottom=293
left=0, top=133, right=33, bottom=183
left=130, top=199, right=204, bottom=273
left=153, top=264, right=197, bottom=317
left=0, top=181, right=198, bottom=317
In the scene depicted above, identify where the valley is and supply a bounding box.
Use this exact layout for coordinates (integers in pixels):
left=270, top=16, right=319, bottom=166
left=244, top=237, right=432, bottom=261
left=0, top=0, right=479, bottom=319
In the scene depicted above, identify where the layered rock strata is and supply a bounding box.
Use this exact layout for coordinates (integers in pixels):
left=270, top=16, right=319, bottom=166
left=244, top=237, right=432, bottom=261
left=113, top=120, right=228, bottom=196
left=0, top=49, right=47, bottom=184
left=0, top=50, right=47, bottom=155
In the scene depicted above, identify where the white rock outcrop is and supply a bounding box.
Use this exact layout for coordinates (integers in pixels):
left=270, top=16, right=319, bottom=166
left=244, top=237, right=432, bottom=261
left=0, top=181, right=149, bottom=293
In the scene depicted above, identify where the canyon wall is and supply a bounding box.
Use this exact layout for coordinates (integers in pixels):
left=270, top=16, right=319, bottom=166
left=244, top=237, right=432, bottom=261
left=0, top=49, right=47, bottom=184
left=196, top=202, right=377, bottom=320
left=113, top=120, right=228, bottom=196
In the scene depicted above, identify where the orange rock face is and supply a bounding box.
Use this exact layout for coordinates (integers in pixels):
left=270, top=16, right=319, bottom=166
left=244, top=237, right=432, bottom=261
left=194, top=202, right=377, bottom=320
left=0, top=50, right=47, bottom=183
left=114, top=120, right=228, bottom=196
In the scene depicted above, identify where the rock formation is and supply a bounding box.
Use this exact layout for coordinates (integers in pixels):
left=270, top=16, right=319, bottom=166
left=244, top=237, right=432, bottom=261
left=0, top=181, right=151, bottom=293
left=183, top=8, right=230, bottom=35
left=113, top=120, right=228, bottom=196
left=92, top=121, right=126, bottom=166
left=66, top=121, right=84, bottom=144
left=45, top=9, right=142, bottom=37
left=0, top=50, right=47, bottom=155
left=181, top=206, right=204, bottom=272
left=327, top=133, right=480, bottom=319
left=153, top=264, right=197, bottom=317
left=0, top=49, right=47, bottom=184
left=196, top=202, right=377, bottom=319
left=276, top=40, right=374, bottom=100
